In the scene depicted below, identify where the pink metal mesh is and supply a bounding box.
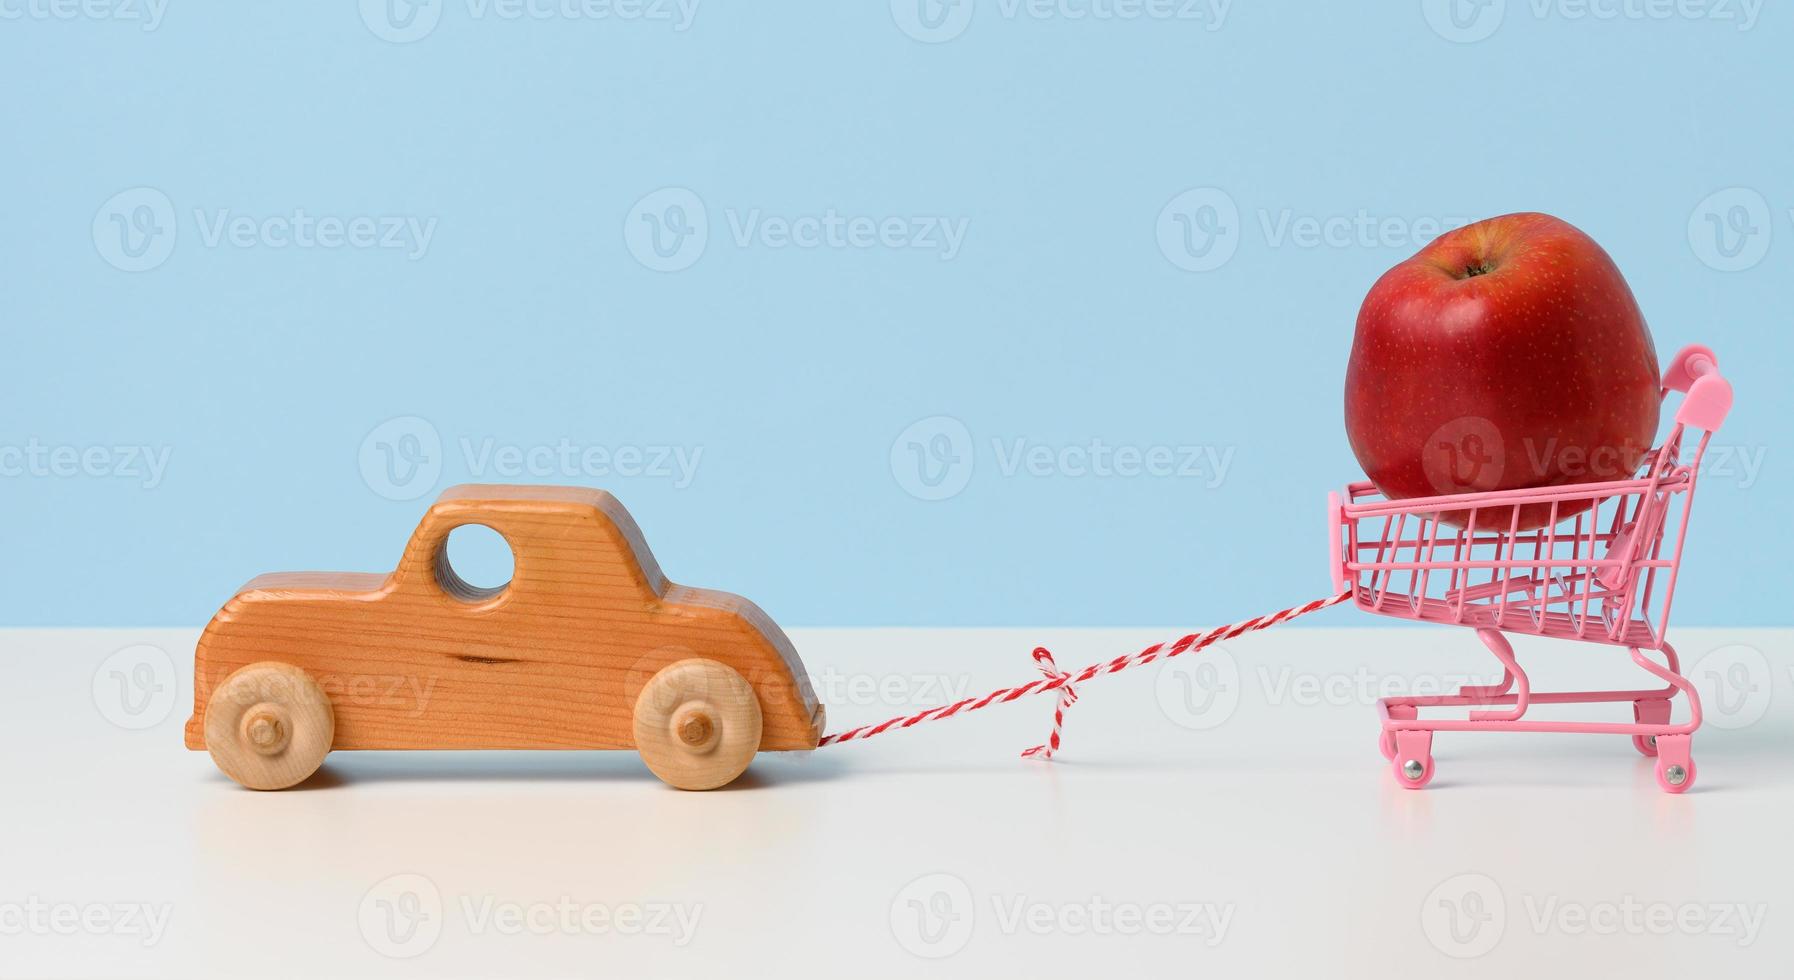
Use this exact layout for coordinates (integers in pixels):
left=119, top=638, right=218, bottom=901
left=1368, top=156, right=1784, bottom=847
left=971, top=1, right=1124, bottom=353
left=1332, top=343, right=1731, bottom=652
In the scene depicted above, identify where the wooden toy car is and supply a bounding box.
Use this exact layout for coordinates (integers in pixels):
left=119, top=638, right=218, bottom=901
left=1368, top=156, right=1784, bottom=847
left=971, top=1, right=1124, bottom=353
left=185, top=485, right=824, bottom=791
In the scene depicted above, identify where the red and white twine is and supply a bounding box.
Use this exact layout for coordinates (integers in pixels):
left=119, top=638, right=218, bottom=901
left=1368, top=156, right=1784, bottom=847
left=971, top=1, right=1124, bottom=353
left=818, top=589, right=1353, bottom=757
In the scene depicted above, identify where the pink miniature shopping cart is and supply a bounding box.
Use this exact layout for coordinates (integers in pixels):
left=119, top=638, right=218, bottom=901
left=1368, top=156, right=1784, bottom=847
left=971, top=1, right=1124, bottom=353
left=1328, top=344, right=1734, bottom=794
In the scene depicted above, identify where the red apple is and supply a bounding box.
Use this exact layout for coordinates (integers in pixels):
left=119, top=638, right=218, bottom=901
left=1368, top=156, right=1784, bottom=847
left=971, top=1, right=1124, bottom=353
left=1345, top=212, right=1660, bottom=530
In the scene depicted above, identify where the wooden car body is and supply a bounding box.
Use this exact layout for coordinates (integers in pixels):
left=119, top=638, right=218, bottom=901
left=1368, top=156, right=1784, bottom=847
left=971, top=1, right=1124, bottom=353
left=184, top=485, right=823, bottom=754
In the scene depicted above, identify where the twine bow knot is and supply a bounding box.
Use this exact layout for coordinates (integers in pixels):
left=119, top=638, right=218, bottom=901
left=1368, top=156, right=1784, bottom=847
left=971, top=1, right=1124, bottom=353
left=1020, top=646, right=1079, bottom=760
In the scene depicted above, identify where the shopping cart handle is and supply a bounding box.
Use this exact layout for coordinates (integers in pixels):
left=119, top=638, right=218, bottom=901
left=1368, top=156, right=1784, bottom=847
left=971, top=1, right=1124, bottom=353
left=1662, top=343, right=1718, bottom=393
left=1678, top=374, right=1732, bottom=432
left=1663, top=344, right=1732, bottom=433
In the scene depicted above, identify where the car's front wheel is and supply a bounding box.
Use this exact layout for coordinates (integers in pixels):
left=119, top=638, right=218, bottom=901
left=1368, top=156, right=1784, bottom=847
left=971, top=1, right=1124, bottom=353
left=633, top=658, right=762, bottom=790
left=203, top=661, right=334, bottom=790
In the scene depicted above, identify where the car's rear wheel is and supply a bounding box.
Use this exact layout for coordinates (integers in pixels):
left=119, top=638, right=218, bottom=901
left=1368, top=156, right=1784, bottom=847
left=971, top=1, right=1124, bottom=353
left=204, top=661, right=334, bottom=790
left=633, top=658, right=762, bottom=790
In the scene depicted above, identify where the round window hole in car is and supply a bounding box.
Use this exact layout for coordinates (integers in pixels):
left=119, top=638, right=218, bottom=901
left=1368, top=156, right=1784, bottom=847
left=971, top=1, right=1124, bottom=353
left=436, top=523, right=515, bottom=602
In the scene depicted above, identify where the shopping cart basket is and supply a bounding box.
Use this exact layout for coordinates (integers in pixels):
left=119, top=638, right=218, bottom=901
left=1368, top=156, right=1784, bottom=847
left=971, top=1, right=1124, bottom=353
left=1328, top=344, right=1733, bottom=793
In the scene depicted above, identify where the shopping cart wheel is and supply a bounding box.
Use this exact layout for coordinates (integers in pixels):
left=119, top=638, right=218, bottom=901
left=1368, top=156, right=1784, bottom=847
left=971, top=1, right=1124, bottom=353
left=1653, top=734, right=1695, bottom=794
left=1631, top=698, right=1671, bottom=757
left=1390, top=729, right=1434, bottom=790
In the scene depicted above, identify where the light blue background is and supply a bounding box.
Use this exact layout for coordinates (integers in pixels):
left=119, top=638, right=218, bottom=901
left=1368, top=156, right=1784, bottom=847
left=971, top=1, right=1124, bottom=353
left=3, top=1, right=1789, bottom=627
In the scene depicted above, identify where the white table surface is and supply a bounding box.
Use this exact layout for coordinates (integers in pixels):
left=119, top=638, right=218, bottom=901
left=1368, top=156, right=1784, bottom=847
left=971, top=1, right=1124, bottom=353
left=3, top=624, right=1789, bottom=978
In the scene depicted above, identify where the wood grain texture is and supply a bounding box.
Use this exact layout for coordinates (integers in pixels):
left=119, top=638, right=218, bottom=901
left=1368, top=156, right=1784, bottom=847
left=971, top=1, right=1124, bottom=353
left=184, top=485, right=822, bottom=753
